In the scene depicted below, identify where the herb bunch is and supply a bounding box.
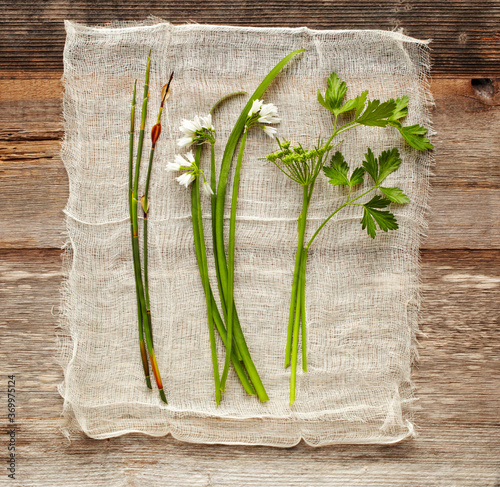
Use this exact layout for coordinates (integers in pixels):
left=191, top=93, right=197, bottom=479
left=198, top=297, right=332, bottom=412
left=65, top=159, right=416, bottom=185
left=166, top=50, right=304, bottom=405
left=266, top=72, right=433, bottom=404
left=128, top=52, right=173, bottom=403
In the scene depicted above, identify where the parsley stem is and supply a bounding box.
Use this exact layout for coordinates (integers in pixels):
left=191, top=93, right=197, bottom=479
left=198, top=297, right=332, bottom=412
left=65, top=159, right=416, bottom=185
left=305, top=185, right=379, bottom=252
left=285, top=185, right=310, bottom=368
left=305, top=203, right=347, bottom=251
left=347, top=185, right=378, bottom=205
left=300, top=247, right=308, bottom=372
left=290, top=258, right=304, bottom=405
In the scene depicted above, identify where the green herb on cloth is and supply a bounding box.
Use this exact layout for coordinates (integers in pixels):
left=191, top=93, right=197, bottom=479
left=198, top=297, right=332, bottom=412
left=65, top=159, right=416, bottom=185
left=167, top=49, right=304, bottom=404
left=128, top=52, right=171, bottom=404
left=266, top=71, right=433, bottom=404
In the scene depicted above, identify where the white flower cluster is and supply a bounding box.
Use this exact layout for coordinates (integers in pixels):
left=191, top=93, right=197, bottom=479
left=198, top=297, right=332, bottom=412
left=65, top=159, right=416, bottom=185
left=247, top=99, right=280, bottom=138
left=177, top=114, right=216, bottom=148
left=166, top=151, right=213, bottom=195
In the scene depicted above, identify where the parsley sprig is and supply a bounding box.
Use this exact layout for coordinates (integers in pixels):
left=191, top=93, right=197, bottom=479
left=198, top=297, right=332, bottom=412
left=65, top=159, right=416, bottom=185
left=267, top=71, right=433, bottom=405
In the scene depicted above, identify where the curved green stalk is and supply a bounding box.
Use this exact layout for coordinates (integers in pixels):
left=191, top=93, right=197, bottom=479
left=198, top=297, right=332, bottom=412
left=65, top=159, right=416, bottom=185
left=209, top=142, right=228, bottom=323
left=214, top=49, right=303, bottom=401
left=215, top=49, right=304, bottom=290
left=220, top=129, right=248, bottom=392
left=192, top=146, right=221, bottom=406
left=190, top=166, right=254, bottom=397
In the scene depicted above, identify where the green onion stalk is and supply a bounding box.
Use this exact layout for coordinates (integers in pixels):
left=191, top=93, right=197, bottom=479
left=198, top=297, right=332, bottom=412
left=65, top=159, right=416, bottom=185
left=213, top=49, right=305, bottom=402
left=189, top=144, right=256, bottom=400
left=129, top=52, right=168, bottom=404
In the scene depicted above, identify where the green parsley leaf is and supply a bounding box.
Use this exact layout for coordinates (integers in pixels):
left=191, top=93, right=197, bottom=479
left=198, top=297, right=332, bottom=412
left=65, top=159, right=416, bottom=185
left=379, top=187, right=410, bottom=204
left=361, top=206, right=398, bottom=239
left=354, top=90, right=368, bottom=119
left=389, top=121, right=434, bottom=150
left=355, top=99, right=396, bottom=127
left=361, top=148, right=378, bottom=183
left=377, top=147, right=402, bottom=184
left=317, top=72, right=348, bottom=115
left=349, top=166, right=365, bottom=186
left=323, top=152, right=365, bottom=187
left=361, top=208, right=377, bottom=238
left=362, top=148, right=401, bottom=185
left=323, top=151, right=350, bottom=186
left=388, top=95, right=409, bottom=121
left=337, top=90, right=368, bottom=116
left=364, top=194, right=391, bottom=209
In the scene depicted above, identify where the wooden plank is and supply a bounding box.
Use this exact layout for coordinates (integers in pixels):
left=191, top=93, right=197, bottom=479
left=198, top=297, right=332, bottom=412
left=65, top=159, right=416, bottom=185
left=1, top=1, right=499, bottom=77
left=1, top=78, right=499, bottom=249
left=0, top=248, right=499, bottom=485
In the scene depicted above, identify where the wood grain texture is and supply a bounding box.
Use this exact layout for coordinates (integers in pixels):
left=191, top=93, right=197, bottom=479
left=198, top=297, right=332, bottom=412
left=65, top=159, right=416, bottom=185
left=1, top=78, right=499, bottom=249
left=1, top=1, right=500, bottom=76
left=1, top=4, right=500, bottom=485
left=0, top=249, right=499, bottom=486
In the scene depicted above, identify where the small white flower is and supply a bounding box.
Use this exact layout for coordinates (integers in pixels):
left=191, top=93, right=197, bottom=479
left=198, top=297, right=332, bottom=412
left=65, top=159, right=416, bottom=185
left=248, top=99, right=263, bottom=117
left=179, top=116, right=202, bottom=138
left=166, top=152, right=196, bottom=171
left=202, top=180, right=214, bottom=196
left=199, top=113, right=214, bottom=131
left=262, top=125, right=277, bottom=138
left=177, top=136, right=194, bottom=148
left=177, top=114, right=216, bottom=148
left=176, top=172, right=195, bottom=188
left=182, top=151, right=196, bottom=166
left=166, top=160, right=182, bottom=172
left=258, top=102, right=280, bottom=124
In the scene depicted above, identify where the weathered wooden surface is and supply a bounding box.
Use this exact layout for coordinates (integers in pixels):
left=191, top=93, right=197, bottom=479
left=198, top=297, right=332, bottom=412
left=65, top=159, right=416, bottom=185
left=1, top=2, right=500, bottom=486
left=1, top=1, right=499, bottom=76
left=1, top=249, right=499, bottom=486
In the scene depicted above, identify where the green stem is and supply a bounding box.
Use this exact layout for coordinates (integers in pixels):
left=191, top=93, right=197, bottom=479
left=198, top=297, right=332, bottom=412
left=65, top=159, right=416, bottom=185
left=194, top=146, right=221, bottom=405
left=191, top=173, right=254, bottom=397
left=130, top=53, right=167, bottom=404
left=215, top=49, right=304, bottom=303
left=305, top=186, right=378, bottom=251
left=208, top=291, right=256, bottom=396
left=221, top=129, right=248, bottom=392
left=290, top=259, right=303, bottom=405
left=285, top=185, right=309, bottom=368
left=210, top=143, right=228, bottom=322
left=133, top=52, right=151, bottom=198
left=143, top=147, right=155, bottom=342
left=300, top=247, right=308, bottom=372
left=214, top=50, right=304, bottom=401
left=129, top=79, right=151, bottom=389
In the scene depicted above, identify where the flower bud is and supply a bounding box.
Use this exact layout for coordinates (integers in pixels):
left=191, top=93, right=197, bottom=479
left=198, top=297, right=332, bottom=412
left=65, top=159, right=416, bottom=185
left=140, top=195, right=149, bottom=214
left=151, top=123, right=162, bottom=147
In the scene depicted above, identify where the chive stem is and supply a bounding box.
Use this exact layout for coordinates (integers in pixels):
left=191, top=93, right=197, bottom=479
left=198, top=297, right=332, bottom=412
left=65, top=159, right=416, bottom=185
left=192, top=146, right=221, bottom=406
left=220, top=129, right=248, bottom=392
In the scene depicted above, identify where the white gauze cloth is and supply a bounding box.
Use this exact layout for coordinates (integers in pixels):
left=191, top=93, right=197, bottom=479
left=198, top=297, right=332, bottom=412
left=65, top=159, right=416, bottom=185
left=58, top=18, right=433, bottom=446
